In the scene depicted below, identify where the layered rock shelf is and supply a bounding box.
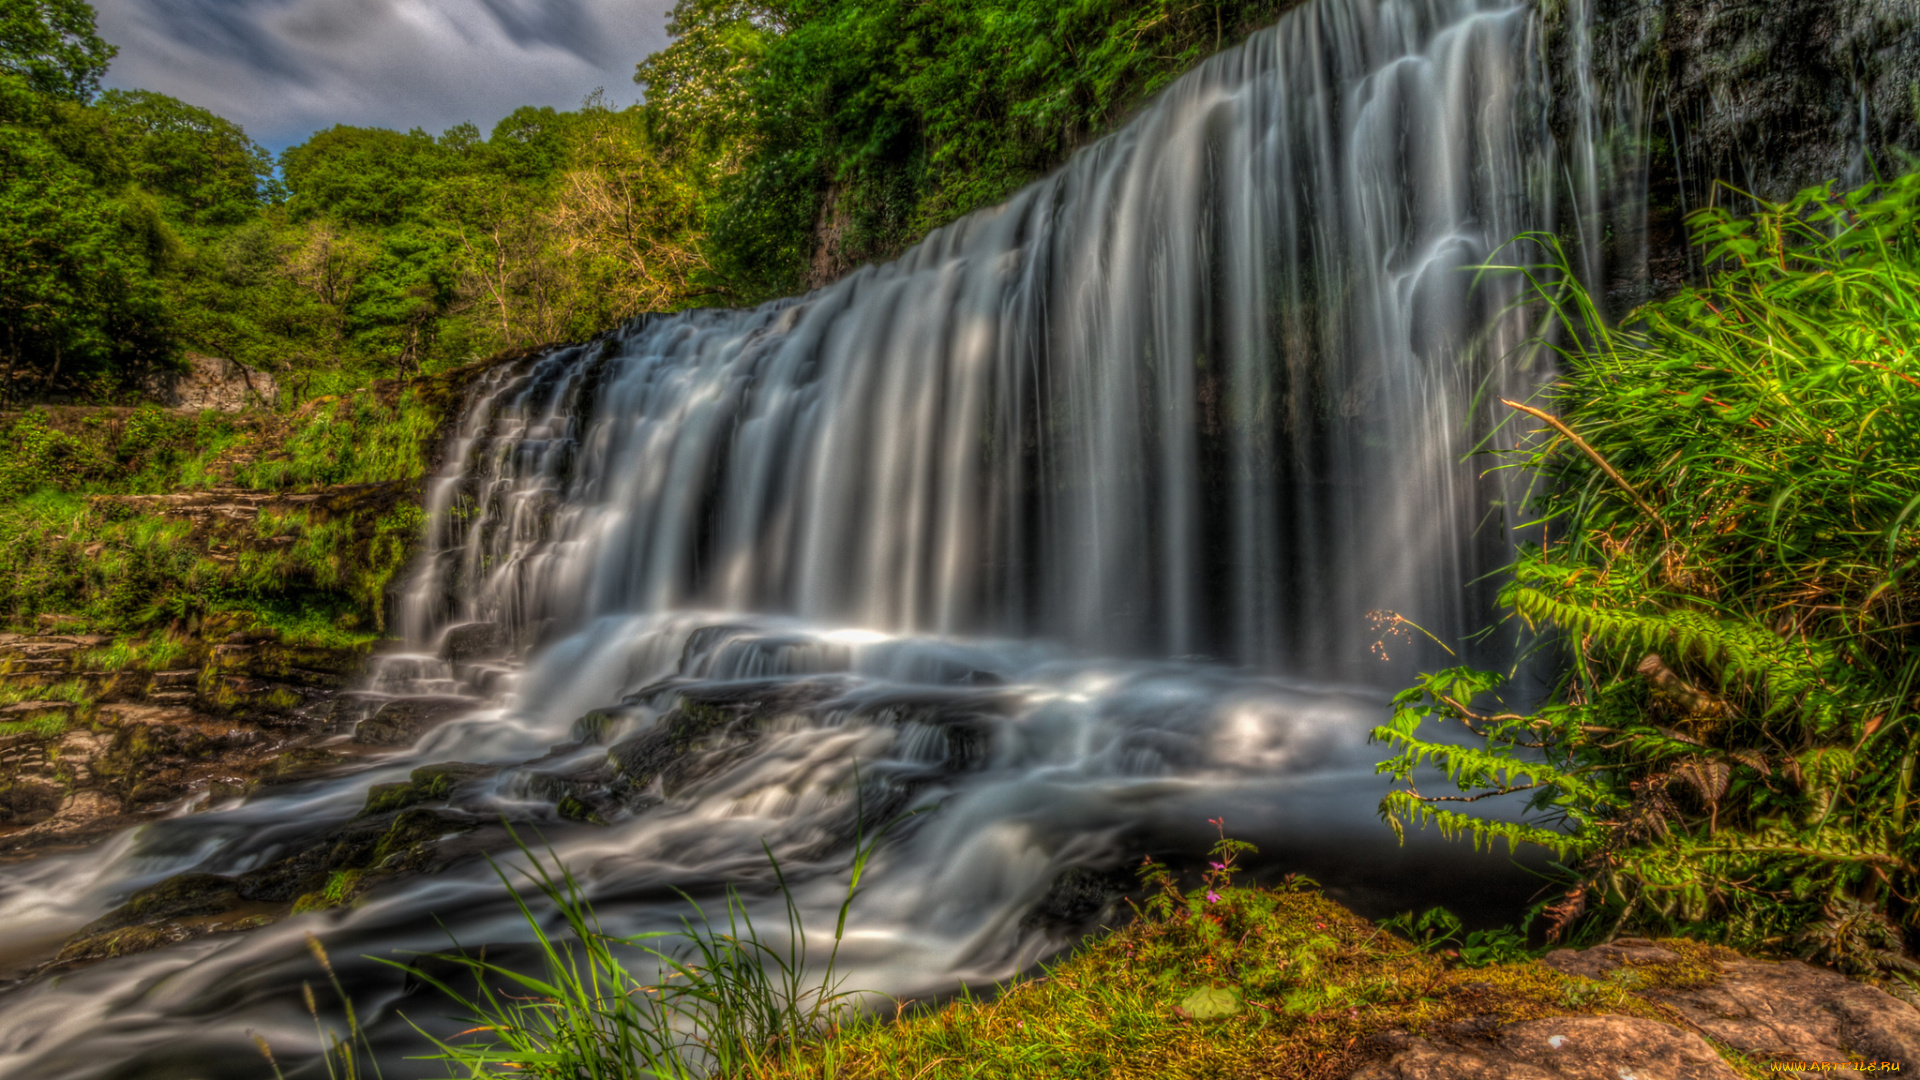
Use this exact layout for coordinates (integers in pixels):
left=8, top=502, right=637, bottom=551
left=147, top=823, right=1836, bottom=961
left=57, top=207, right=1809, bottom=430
left=0, top=621, right=371, bottom=850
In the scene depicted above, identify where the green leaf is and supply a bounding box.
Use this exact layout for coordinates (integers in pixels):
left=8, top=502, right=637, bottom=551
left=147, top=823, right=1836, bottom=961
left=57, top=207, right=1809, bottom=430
left=1174, top=985, right=1242, bottom=1020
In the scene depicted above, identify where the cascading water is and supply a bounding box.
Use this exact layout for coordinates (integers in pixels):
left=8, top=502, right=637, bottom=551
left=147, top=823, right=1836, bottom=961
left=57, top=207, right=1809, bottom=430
left=0, top=2, right=1582, bottom=1076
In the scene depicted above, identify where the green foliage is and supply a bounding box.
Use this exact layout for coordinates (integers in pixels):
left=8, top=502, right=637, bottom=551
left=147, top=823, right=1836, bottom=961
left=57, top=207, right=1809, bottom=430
left=74, top=632, right=187, bottom=671
left=639, top=0, right=1304, bottom=301
left=0, top=74, right=175, bottom=400
left=2, top=0, right=1292, bottom=395
left=0, top=0, right=113, bottom=102
left=232, top=392, right=441, bottom=490
left=1376, top=173, right=1920, bottom=973
left=96, top=89, right=275, bottom=226
left=1379, top=908, right=1536, bottom=968
left=281, top=126, right=454, bottom=229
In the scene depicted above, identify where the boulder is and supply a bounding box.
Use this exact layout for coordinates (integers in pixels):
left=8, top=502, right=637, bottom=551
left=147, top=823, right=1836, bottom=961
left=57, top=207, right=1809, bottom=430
left=1535, top=938, right=1920, bottom=1072
left=353, top=697, right=473, bottom=746
left=359, top=761, right=498, bottom=815
left=1654, top=959, right=1920, bottom=1067
left=439, top=622, right=504, bottom=664
left=1539, top=938, right=1680, bottom=980
left=1353, top=1016, right=1742, bottom=1080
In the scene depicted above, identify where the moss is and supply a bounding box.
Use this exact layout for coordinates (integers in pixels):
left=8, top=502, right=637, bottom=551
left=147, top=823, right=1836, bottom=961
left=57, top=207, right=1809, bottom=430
left=1610, top=938, right=1745, bottom=992
left=292, top=868, right=372, bottom=914
left=266, top=746, right=343, bottom=779
left=556, top=794, right=605, bottom=824
left=753, top=884, right=1733, bottom=1080
left=56, top=924, right=180, bottom=963
left=570, top=709, right=619, bottom=744
left=0, top=709, right=72, bottom=739
left=372, top=807, right=468, bottom=866
left=361, top=781, right=417, bottom=817
left=357, top=762, right=493, bottom=817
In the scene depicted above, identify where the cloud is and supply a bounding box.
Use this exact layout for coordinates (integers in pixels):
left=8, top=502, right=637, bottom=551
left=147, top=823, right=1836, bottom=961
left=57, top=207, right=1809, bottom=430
left=93, top=0, right=676, bottom=151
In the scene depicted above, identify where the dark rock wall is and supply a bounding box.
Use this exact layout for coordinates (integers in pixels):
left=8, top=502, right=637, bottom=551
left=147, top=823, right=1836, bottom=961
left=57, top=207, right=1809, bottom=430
left=1573, top=0, right=1920, bottom=300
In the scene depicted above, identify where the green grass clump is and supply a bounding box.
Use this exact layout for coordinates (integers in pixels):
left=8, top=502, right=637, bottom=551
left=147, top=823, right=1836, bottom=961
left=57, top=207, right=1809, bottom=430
left=75, top=634, right=190, bottom=672
left=231, top=391, right=441, bottom=491
left=1377, top=171, right=1920, bottom=975
left=0, top=710, right=73, bottom=739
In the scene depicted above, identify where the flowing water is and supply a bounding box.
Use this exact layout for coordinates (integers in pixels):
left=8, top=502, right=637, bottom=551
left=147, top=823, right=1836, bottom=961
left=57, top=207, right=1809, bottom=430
left=0, top=0, right=1588, bottom=1074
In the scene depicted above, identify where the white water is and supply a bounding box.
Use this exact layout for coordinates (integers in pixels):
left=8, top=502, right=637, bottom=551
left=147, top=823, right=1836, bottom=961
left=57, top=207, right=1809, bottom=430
left=0, top=1, right=1580, bottom=1075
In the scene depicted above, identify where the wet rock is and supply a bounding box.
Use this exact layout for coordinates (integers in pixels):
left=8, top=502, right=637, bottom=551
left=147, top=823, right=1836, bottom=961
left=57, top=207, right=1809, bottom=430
left=83, top=873, right=243, bottom=935
left=1350, top=1016, right=1741, bottom=1080
left=20, top=789, right=126, bottom=837
left=54, top=870, right=267, bottom=963
left=353, top=696, right=473, bottom=746
left=0, top=776, right=62, bottom=824
left=360, top=761, right=498, bottom=816
left=262, top=746, right=345, bottom=781
left=1651, top=959, right=1920, bottom=1067
left=440, top=622, right=504, bottom=664
left=570, top=708, right=627, bottom=745
left=1023, top=866, right=1134, bottom=931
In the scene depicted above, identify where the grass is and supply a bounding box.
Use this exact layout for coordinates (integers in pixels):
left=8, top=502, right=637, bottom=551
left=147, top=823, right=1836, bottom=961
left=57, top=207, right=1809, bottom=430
left=276, top=821, right=1767, bottom=1080
left=1375, top=171, right=1920, bottom=971
left=0, top=710, right=74, bottom=739
left=75, top=634, right=191, bottom=672
left=0, top=361, right=482, bottom=651
left=229, top=391, right=443, bottom=491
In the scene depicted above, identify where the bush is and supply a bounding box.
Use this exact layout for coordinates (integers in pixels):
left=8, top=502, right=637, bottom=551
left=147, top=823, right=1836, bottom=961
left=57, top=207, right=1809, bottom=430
left=1375, top=172, right=1920, bottom=978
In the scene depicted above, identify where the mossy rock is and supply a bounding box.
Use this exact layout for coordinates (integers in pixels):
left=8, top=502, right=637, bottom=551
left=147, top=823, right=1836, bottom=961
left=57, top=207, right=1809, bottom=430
left=266, top=746, right=344, bottom=780
left=56, top=924, right=185, bottom=963
left=361, top=780, right=417, bottom=817
left=555, top=793, right=606, bottom=824
left=373, top=806, right=474, bottom=867
left=570, top=708, right=623, bottom=745
left=73, top=871, right=243, bottom=941
left=352, top=696, right=472, bottom=746
left=358, top=761, right=496, bottom=816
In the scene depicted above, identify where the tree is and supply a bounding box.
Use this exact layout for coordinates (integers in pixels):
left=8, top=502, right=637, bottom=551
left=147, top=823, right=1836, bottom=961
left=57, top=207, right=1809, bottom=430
left=97, top=89, right=274, bottom=226
left=280, top=126, right=449, bottom=227
left=488, top=105, right=574, bottom=183
left=634, top=0, right=783, bottom=160
left=0, top=0, right=113, bottom=102
left=0, top=107, right=172, bottom=398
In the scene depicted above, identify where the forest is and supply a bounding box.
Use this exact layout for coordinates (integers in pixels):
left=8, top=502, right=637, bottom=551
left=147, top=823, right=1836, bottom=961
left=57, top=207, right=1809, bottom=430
left=1, top=0, right=1300, bottom=401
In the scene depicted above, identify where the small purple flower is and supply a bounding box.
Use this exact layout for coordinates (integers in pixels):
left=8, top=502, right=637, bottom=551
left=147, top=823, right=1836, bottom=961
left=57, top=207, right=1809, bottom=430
left=1209, top=861, right=1227, bottom=871
left=1205, top=890, right=1221, bottom=904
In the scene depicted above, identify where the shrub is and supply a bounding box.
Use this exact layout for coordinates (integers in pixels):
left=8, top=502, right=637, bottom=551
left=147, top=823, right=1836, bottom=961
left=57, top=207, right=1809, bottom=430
left=1376, top=172, right=1920, bottom=978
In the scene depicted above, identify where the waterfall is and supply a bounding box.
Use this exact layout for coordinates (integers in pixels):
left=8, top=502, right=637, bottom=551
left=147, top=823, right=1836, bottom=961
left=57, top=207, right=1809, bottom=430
left=402, top=0, right=1555, bottom=679
left=0, top=3, right=1581, bottom=1076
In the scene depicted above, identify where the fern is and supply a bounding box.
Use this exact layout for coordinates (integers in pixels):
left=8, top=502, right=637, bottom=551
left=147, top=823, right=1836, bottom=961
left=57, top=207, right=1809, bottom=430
left=1379, top=173, right=1920, bottom=970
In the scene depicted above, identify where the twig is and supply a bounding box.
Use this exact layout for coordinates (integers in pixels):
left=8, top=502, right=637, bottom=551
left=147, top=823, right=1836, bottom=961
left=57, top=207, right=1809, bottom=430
left=1502, top=399, right=1667, bottom=528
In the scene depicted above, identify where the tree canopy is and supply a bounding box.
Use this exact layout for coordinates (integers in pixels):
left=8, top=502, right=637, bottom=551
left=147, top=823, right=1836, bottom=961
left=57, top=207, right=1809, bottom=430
left=1, top=0, right=1307, bottom=402
left=0, top=0, right=113, bottom=102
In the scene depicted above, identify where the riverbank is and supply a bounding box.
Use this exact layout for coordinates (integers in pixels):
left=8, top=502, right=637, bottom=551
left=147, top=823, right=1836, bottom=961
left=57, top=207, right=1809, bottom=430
left=0, top=353, right=530, bottom=852
left=770, top=885, right=1920, bottom=1079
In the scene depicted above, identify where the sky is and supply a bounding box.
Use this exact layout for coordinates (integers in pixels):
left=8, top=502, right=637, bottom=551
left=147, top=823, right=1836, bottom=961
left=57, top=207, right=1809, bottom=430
left=94, top=0, right=678, bottom=152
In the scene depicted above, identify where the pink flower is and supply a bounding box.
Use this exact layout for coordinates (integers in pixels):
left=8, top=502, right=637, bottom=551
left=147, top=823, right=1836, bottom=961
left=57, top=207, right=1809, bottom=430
left=1205, top=891, right=1221, bottom=903
left=1209, top=861, right=1227, bottom=871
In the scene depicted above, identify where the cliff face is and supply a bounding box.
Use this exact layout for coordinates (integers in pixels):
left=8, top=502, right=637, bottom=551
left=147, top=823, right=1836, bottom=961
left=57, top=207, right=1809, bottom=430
left=1577, top=0, right=1920, bottom=300
left=1625, top=0, right=1918, bottom=196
